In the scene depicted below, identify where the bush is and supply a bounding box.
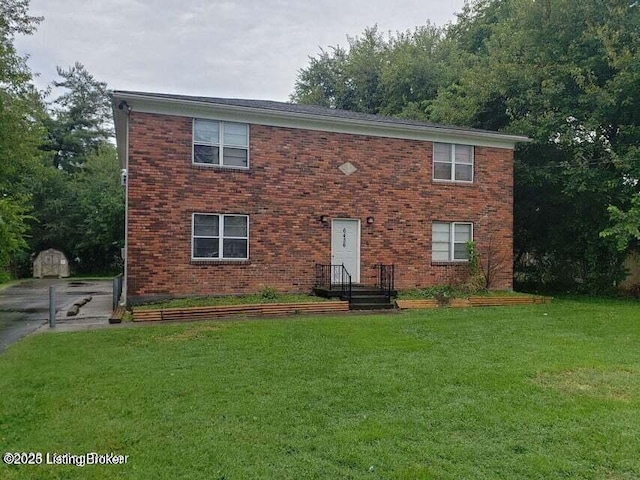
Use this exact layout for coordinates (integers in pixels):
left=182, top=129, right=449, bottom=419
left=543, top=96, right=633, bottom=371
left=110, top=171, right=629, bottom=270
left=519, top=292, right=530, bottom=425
left=462, top=241, right=487, bottom=295
left=260, top=286, right=278, bottom=301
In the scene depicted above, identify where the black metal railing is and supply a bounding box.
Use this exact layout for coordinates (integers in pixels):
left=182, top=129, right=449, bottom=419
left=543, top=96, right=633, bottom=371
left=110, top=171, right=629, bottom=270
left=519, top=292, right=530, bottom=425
left=315, top=264, right=352, bottom=301
left=374, top=264, right=395, bottom=300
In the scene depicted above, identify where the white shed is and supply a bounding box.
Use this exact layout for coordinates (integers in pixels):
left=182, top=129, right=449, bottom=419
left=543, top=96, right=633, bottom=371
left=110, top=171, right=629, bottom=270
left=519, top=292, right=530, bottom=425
left=33, top=249, right=70, bottom=278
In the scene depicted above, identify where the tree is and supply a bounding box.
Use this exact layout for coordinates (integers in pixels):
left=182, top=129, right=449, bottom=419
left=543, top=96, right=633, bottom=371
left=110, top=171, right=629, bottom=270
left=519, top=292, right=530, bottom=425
left=72, top=145, right=125, bottom=272
left=0, top=3, right=124, bottom=278
left=27, top=64, right=123, bottom=274
left=292, top=26, right=388, bottom=113
left=292, top=25, right=448, bottom=118
left=43, top=62, right=113, bottom=171
left=431, top=0, right=640, bottom=292
left=292, top=46, right=349, bottom=108
left=0, top=0, right=45, bottom=280
left=601, top=195, right=640, bottom=252
left=0, top=196, right=31, bottom=281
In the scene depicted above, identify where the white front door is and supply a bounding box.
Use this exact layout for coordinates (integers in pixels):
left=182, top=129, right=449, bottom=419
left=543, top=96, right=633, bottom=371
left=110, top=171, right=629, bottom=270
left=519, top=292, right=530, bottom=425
left=331, top=219, right=360, bottom=283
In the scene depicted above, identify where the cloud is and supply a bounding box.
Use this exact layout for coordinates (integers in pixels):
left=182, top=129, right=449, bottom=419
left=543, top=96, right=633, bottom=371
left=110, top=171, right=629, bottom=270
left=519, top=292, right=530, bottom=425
left=16, top=0, right=465, bottom=101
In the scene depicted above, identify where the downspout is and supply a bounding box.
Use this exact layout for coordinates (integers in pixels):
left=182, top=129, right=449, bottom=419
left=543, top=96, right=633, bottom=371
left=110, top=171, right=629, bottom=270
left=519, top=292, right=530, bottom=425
left=119, top=100, right=131, bottom=306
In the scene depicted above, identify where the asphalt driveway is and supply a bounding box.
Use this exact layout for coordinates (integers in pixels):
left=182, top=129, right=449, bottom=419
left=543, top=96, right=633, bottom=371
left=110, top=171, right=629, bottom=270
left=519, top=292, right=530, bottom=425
left=0, top=279, right=113, bottom=353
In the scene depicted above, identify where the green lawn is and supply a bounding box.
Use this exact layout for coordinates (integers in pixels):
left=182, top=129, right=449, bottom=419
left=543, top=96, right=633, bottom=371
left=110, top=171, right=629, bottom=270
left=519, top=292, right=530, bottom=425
left=1, top=298, right=639, bottom=479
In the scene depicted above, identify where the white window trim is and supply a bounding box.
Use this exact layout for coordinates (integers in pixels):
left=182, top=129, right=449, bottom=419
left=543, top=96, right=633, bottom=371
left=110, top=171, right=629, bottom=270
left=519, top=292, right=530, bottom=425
left=432, top=143, right=474, bottom=183
left=192, top=119, right=250, bottom=170
left=432, top=221, right=474, bottom=262
left=191, top=213, right=249, bottom=261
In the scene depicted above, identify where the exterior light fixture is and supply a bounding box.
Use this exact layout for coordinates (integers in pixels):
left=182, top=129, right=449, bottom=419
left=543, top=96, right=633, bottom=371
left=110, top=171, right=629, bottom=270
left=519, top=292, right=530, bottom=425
left=366, top=216, right=375, bottom=225
left=320, top=215, right=329, bottom=224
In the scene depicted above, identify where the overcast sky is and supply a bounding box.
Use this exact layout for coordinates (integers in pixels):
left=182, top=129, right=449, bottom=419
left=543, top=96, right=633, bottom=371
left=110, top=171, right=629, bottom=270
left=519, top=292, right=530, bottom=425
left=16, top=0, right=466, bottom=102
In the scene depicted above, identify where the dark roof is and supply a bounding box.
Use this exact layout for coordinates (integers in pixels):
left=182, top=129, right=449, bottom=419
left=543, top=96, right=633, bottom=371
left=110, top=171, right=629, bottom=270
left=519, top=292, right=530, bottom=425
left=112, top=90, right=523, bottom=139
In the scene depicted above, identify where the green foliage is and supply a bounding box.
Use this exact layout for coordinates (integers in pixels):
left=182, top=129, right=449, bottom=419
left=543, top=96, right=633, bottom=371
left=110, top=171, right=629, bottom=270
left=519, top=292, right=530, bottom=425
left=462, top=240, right=487, bottom=294
left=260, top=285, right=278, bottom=300
left=42, top=62, right=113, bottom=171
left=398, top=284, right=460, bottom=300
left=0, top=0, right=46, bottom=280
left=398, top=288, right=531, bottom=299
left=292, top=24, right=447, bottom=119
left=0, top=195, right=31, bottom=280
left=600, top=194, right=640, bottom=252
left=433, top=0, right=640, bottom=293
left=27, top=144, right=124, bottom=273
left=72, top=145, right=124, bottom=271
left=0, top=3, right=122, bottom=278
left=292, top=26, right=385, bottom=113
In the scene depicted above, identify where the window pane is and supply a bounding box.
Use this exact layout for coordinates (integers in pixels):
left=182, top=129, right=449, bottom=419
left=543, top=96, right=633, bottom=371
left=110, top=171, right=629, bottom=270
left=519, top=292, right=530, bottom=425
left=432, top=248, right=450, bottom=261
left=434, top=162, right=452, bottom=180
left=432, top=232, right=450, bottom=243
left=433, top=223, right=450, bottom=241
left=193, top=238, right=219, bottom=258
left=194, top=144, right=219, bottom=164
left=194, top=214, right=219, bottom=236
left=455, top=164, right=473, bottom=181
left=223, top=147, right=248, bottom=167
left=432, top=242, right=450, bottom=253
left=453, top=243, right=469, bottom=260
left=432, top=223, right=450, bottom=261
left=454, top=223, right=472, bottom=242
left=434, top=143, right=451, bottom=162
left=455, top=145, right=473, bottom=164
left=224, top=216, right=248, bottom=237
left=432, top=242, right=450, bottom=252
left=433, top=222, right=450, bottom=233
left=194, top=119, right=219, bottom=144
left=223, top=123, right=248, bottom=147
left=223, top=239, right=248, bottom=258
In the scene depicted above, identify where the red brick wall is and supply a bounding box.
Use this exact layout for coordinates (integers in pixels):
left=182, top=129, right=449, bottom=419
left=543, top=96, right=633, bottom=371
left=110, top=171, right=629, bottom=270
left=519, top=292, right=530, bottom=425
left=126, top=111, right=513, bottom=302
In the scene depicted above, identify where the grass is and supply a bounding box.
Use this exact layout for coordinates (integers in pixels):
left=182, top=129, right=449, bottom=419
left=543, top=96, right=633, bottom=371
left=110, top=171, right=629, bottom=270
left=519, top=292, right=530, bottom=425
left=0, top=278, right=24, bottom=291
left=0, top=298, right=639, bottom=479
left=135, top=293, right=329, bottom=310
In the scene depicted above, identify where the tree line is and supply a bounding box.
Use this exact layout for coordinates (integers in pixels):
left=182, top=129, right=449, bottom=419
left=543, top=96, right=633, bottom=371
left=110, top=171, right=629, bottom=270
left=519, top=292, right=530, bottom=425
left=292, top=0, right=640, bottom=293
left=0, top=0, right=123, bottom=281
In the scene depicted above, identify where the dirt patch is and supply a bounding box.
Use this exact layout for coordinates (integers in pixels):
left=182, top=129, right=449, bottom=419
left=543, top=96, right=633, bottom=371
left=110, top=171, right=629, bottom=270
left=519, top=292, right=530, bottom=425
left=534, top=367, right=638, bottom=402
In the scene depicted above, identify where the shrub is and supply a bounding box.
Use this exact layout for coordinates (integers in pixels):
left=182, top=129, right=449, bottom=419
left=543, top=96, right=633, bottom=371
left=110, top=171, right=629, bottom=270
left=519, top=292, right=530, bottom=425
left=260, top=286, right=278, bottom=301
left=462, top=241, right=487, bottom=295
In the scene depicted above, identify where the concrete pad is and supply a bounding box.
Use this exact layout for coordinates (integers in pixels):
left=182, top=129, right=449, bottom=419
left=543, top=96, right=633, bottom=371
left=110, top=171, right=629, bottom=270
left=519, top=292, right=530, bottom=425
left=0, top=279, right=115, bottom=350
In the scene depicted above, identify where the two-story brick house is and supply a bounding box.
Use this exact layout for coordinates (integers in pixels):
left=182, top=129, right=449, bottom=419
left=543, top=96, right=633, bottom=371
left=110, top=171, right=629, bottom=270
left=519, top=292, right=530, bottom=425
left=111, top=91, right=528, bottom=305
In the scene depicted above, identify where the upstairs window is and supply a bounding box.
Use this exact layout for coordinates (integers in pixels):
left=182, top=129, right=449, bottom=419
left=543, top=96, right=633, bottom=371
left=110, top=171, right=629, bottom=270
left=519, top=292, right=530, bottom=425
left=433, top=143, right=473, bottom=182
left=193, top=119, right=249, bottom=168
left=432, top=222, right=473, bottom=262
left=192, top=213, right=249, bottom=260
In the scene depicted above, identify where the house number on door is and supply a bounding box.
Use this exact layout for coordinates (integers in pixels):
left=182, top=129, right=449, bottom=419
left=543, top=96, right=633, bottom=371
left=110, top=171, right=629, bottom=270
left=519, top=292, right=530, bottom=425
left=343, top=228, right=347, bottom=248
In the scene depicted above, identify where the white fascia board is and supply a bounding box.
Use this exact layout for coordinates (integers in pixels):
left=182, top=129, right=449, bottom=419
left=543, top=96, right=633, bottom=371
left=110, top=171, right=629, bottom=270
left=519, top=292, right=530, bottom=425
left=113, top=92, right=530, bottom=150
